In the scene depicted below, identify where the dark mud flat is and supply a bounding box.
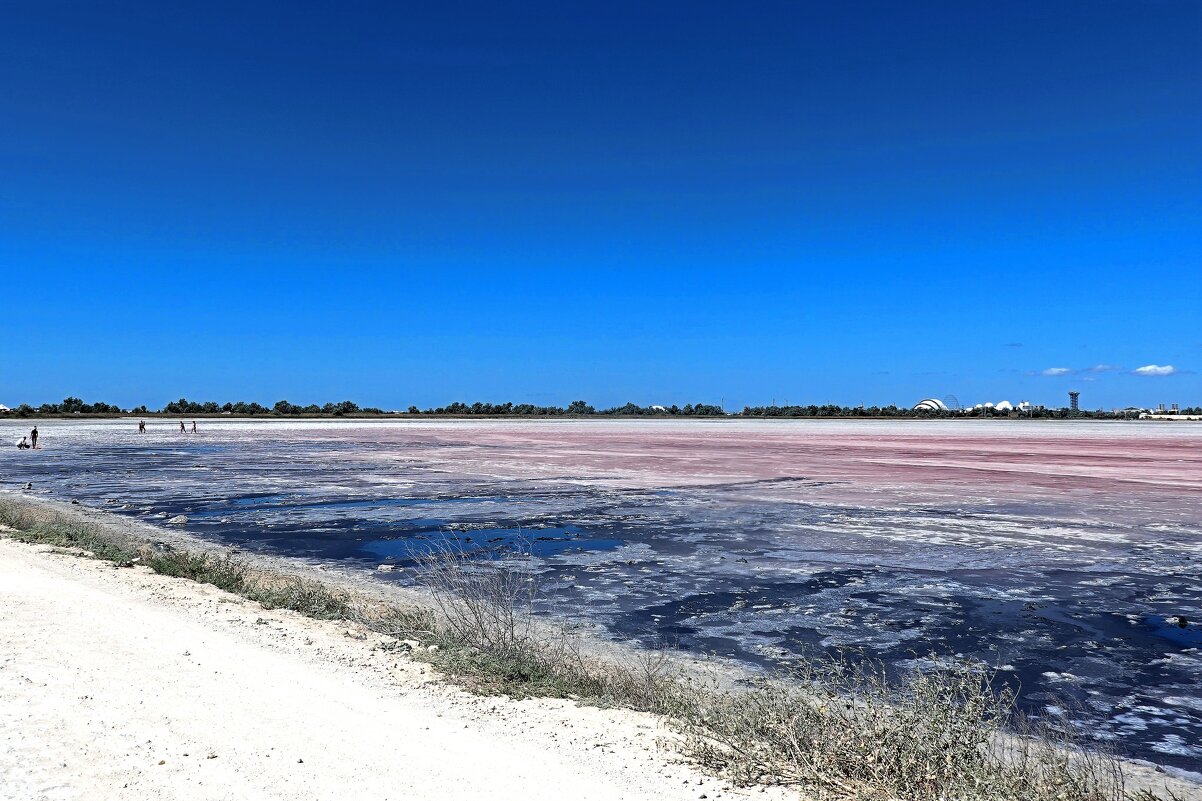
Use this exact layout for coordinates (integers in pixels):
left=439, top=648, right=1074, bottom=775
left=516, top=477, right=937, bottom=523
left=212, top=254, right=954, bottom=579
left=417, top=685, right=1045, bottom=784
left=4, top=418, right=1200, bottom=775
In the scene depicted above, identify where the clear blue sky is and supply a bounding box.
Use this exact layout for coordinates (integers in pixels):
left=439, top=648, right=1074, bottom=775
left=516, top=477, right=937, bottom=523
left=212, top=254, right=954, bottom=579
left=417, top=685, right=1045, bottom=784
left=2, top=1, right=1199, bottom=411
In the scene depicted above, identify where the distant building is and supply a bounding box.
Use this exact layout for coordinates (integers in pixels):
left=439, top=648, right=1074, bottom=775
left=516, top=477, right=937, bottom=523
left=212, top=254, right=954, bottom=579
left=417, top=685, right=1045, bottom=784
left=1069, top=391, right=1080, bottom=411
left=916, top=397, right=1042, bottom=414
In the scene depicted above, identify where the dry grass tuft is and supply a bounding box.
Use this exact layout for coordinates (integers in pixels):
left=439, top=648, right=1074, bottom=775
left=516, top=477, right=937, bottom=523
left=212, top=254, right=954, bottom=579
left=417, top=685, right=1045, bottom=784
left=670, top=653, right=1182, bottom=800
left=145, top=547, right=355, bottom=619
left=391, top=539, right=677, bottom=706
left=0, top=500, right=140, bottom=565
left=0, top=499, right=354, bottom=620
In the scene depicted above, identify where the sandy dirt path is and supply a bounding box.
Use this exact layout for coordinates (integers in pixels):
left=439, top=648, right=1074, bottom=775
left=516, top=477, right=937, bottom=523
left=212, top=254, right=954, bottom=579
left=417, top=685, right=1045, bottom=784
left=0, top=537, right=776, bottom=801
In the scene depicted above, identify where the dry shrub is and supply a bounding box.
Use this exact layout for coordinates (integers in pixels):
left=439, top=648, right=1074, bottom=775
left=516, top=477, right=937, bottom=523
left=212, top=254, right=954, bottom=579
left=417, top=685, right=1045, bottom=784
left=405, top=537, right=677, bottom=706
left=410, top=537, right=591, bottom=693
left=416, top=538, right=540, bottom=661
left=671, top=652, right=1175, bottom=801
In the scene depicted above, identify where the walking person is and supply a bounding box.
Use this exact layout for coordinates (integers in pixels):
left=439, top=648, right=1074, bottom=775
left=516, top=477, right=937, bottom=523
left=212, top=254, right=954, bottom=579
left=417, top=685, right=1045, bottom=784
left=180, top=421, right=186, bottom=434
left=138, top=420, right=146, bottom=434
left=30, top=426, right=38, bottom=449
left=190, top=421, right=197, bottom=434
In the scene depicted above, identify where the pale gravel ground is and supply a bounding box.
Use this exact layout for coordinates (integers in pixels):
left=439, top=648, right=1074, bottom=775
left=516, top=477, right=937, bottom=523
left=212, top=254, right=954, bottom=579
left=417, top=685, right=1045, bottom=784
left=0, top=536, right=790, bottom=801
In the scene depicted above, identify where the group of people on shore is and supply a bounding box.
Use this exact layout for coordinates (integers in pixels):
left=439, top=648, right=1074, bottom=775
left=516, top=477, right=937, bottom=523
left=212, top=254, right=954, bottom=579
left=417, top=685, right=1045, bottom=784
left=138, top=420, right=197, bottom=433
left=15, top=421, right=200, bottom=450
left=16, top=426, right=38, bottom=449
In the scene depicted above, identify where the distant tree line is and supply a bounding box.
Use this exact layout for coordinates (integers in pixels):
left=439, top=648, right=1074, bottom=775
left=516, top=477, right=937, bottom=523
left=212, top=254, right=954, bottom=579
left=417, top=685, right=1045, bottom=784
left=3, top=397, right=1198, bottom=419
left=2, top=397, right=725, bottom=417
left=739, top=403, right=995, bottom=418
left=0, top=397, right=381, bottom=417
left=162, top=398, right=382, bottom=416
left=737, top=404, right=1202, bottom=419
left=409, top=400, right=726, bottom=416
left=3, top=397, right=124, bottom=416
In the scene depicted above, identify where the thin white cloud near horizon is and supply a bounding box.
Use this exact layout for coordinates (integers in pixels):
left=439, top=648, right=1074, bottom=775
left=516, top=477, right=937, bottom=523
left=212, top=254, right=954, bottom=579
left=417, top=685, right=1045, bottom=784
left=1034, top=363, right=1179, bottom=378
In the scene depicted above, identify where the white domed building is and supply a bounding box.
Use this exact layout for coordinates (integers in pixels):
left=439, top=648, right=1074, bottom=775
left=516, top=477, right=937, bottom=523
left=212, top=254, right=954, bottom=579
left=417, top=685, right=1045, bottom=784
left=912, top=398, right=949, bottom=411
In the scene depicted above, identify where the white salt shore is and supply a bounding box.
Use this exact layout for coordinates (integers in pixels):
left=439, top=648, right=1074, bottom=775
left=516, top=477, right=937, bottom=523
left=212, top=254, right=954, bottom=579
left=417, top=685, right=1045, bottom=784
left=0, top=534, right=787, bottom=801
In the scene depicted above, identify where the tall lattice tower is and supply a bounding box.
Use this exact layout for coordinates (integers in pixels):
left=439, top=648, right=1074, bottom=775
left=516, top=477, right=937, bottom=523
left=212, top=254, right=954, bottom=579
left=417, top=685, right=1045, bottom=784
left=1068, top=391, right=1080, bottom=411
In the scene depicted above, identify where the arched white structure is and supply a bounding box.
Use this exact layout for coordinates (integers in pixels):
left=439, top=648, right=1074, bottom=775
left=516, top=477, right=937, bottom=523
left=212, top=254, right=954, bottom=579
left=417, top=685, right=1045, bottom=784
left=913, top=398, right=949, bottom=411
